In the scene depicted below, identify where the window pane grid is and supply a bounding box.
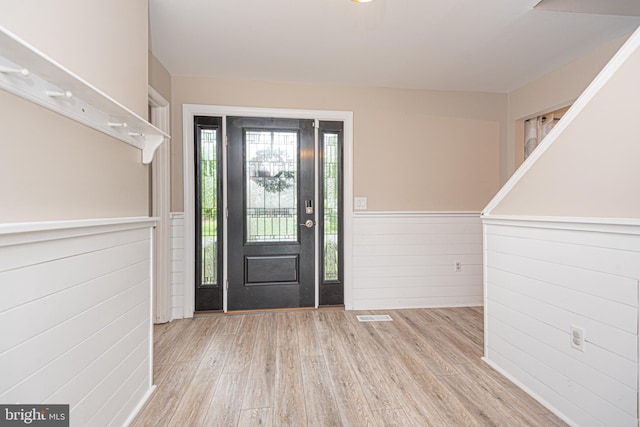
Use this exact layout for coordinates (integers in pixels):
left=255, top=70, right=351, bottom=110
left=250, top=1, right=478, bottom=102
left=246, top=130, right=298, bottom=243
left=200, top=128, right=218, bottom=286
left=323, top=133, right=339, bottom=281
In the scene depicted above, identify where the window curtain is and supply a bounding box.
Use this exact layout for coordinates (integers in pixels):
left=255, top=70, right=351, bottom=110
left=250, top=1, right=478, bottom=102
left=524, top=114, right=560, bottom=159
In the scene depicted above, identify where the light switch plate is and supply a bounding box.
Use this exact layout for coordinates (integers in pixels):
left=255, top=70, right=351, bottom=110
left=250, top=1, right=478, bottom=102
left=354, top=197, right=368, bottom=210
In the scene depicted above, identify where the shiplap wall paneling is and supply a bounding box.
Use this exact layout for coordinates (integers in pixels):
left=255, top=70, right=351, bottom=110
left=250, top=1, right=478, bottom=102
left=170, top=213, right=185, bottom=320
left=483, top=218, right=640, bottom=427
left=0, top=218, right=156, bottom=427
left=353, top=213, right=483, bottom=310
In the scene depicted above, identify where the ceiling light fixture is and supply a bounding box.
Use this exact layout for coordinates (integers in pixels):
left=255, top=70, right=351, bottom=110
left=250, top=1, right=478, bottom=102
left=352, top=0, right=374, bottom=3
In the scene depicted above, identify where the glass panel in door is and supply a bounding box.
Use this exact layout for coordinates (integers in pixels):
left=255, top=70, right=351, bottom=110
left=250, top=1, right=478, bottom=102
left=245, top=130, right=298, bottom=243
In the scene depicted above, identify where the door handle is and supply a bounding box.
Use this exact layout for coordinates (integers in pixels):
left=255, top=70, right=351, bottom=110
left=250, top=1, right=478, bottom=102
left=300, top=219, right=314, bottom=228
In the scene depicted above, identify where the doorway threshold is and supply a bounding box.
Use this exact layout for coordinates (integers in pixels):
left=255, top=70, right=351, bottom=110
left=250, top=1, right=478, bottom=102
left=195, top=305, right=345, bottom=317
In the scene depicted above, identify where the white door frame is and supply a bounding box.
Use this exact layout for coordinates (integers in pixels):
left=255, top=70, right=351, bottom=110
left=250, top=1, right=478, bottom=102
left=149, top=86, right=171, bottom=323
left=183, top=104, right=354, bottom=316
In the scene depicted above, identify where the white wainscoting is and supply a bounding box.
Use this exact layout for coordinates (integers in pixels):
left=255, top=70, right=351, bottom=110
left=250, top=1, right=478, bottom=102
left=352, top=212, right=483, bottom=310
left=0, top=217, right=156, bottom=427
left=483, top=215, right=640, bottom=427
left=170, top=213, right=185, bottom=320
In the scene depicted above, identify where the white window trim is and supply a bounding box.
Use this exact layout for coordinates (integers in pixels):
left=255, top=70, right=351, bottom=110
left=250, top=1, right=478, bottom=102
left=183, top=104, right=354, bottom=316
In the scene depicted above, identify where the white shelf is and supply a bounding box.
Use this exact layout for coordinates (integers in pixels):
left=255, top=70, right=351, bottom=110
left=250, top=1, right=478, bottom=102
left=0, top=26, right=169, bottom=164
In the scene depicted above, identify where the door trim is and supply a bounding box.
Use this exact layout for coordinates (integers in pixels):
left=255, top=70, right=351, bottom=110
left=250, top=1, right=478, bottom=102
left=149, top=86, right=171, bottom=323
left=183, top=105, right=354, bottom=315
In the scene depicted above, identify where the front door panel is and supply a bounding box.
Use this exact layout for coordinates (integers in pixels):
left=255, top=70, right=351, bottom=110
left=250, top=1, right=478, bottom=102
left=227, top=117, right=315, bottom=310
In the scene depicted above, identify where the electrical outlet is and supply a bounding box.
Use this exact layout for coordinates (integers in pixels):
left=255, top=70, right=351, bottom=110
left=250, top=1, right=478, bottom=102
left=454, top=261, right=461, bottom=272
left=570, top=326, right=584, bottom=351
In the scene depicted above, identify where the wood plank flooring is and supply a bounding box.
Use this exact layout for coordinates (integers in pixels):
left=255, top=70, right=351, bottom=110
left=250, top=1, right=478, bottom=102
left=132, top=307, right=566, bottom=426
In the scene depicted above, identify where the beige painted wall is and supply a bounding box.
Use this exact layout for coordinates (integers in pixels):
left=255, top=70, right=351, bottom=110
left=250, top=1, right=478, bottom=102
left=149, top=51, right=172, bottom=102
left=0, top=0, right=150, bottom=222
left=0, top=0, right=149, bottom=117
left=170, top=77, right=505, bottom=212
left=505, top=34, right=630, bottom=177
left=492, top=33, right=640, bottom=217
left=0, top=92, right=149, bottom=222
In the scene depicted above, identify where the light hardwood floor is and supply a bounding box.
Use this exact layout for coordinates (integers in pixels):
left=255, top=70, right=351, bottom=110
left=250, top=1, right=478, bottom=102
left=132, top=307, right=566, bottom=426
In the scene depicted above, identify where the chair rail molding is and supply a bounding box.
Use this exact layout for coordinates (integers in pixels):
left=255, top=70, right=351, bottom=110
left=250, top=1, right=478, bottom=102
left=0, top=216, right=157, bottom=426
left=352, top=211, right=483, bottom=310
left=482, top=214, right=640, bottom=426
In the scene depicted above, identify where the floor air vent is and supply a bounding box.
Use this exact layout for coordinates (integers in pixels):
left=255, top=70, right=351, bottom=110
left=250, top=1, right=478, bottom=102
left=356, top=314, right=393, bottom=322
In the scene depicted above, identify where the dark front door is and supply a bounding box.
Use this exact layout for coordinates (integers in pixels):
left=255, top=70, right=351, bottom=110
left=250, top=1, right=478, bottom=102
left=227, top=117, right=315, bottom=310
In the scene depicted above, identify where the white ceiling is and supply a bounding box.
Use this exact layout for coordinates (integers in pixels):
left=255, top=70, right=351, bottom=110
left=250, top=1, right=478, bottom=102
left=534, top=0, right=640, bottom=16
left=149, top=0, right=640, bottom=93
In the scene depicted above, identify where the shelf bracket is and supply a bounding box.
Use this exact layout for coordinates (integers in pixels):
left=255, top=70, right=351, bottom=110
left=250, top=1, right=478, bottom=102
left=142, top=135, right=166, bottom=164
